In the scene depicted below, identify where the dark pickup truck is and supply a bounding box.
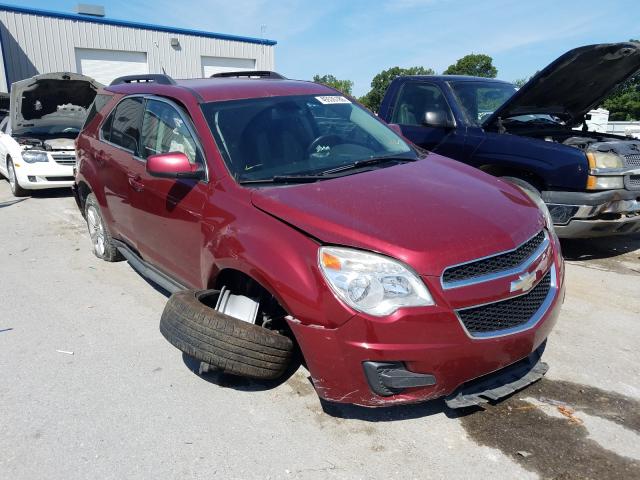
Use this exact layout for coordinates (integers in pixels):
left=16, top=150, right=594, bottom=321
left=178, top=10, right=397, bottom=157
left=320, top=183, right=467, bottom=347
left=378, top=42, right=640, bottom=238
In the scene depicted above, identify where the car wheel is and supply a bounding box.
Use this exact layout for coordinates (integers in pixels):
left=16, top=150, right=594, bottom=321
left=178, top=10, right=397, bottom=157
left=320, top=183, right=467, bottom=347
left=160, top=289, right=294, bottom=380
left=7, top=158, right=27, bottom=197
left=84, top=193, right=122, bottom=262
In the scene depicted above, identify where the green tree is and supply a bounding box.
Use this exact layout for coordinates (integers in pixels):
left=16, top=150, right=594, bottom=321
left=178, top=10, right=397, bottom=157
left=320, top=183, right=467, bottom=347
left=443, top=53, right=497, bottom=78
left=513, top=77, right=530, bottom=88
left=359, top=66, right=435, bottom=112
left=312, top=74, right=354, bottom=96
left=601, top=39, right=640, bottom=120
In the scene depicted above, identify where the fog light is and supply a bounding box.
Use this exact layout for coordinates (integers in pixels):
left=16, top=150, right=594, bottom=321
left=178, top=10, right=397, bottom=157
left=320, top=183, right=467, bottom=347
left=363, top=361, right=436, bottom=396
left=28, top=176, right=37, bottom=182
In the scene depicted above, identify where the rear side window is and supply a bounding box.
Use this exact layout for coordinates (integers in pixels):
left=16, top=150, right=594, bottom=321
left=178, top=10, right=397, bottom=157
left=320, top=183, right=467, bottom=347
left=104, top=97, right=144, bottom=152
left=83, top=93, right=112, bottom=130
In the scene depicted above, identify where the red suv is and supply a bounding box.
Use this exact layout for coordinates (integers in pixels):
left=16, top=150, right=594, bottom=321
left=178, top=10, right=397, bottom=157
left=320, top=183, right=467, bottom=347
left=74, top=72, right=564, bottom=408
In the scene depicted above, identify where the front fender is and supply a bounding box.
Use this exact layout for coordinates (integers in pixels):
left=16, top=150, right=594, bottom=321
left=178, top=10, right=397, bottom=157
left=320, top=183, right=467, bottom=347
left=200, top=190, right=354, bottom=328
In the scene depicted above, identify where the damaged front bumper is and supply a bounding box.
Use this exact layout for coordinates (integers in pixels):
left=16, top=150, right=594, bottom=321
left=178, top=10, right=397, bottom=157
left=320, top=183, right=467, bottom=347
left=286, top=267, right=564, bottom=408
left=543, top=188, right=640, bottom=238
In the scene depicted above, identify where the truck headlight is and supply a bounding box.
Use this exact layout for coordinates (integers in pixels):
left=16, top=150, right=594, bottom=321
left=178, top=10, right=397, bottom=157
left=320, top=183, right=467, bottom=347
left=586, top=175, right=625, bottom=190
left=318, top=247, right=434, bottom=316
left=587, top=151, right=624, bottom=169
left=22, top=151, right=49, bottom=163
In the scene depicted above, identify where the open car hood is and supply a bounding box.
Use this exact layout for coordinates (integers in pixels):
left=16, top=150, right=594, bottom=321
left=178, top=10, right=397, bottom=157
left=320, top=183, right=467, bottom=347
left=10, top=72, right=102, bottom=136
left=483, top=42, right=640, bottom=128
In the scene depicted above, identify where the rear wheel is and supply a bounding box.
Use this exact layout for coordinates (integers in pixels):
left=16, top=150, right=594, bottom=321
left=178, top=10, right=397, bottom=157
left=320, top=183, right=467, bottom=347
left=84, top=193, right=122, bottom=262
left=7, top=158, right=27, bottom=197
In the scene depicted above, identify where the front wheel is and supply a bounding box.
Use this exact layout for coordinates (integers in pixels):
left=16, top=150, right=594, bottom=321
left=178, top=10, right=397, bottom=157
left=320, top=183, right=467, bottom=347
left=7, top=158, right=27, bottom=197
left=84, top=193, right=122, bottom=262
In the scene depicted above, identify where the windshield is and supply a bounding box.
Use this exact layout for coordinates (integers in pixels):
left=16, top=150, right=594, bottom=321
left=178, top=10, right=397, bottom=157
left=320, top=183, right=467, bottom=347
left=449, top=81, right=517, bottom=126
left=201, top=95, right=415, bottom=182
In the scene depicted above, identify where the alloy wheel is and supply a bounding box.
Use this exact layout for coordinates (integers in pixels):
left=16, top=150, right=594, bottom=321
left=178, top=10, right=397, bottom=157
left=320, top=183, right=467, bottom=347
left=86, top=205, right=106, bottom=256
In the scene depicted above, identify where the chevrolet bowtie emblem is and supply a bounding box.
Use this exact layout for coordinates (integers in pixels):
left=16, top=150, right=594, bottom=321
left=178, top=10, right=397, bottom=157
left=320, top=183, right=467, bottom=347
left=510, top=271, right=537, bottom=293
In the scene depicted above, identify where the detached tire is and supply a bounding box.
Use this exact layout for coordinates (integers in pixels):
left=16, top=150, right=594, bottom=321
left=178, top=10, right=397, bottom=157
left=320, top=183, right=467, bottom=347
left=160, top=290, right=293, bottom=380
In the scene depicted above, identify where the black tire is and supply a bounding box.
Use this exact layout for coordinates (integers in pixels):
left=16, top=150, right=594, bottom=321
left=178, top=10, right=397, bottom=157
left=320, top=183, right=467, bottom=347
left=84, top=193, right=122, bottom=262
left=160, top=290, right=294, bottom=380
left=7, top=158, right=27, bottom=197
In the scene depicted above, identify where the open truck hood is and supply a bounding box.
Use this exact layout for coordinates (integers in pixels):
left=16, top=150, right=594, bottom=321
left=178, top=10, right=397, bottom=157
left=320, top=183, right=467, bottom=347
left=250, top=155, right=544, bottom=277
left=483, top=42, right=640, bottom=128
left=10, top=72, right=102, bottom=136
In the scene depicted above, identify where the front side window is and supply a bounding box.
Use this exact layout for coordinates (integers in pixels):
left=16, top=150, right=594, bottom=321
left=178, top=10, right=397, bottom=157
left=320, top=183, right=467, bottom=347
left=106, top=97, right=144, bottom=152
left=449, top=81, right=517, bottom=125
left=391, top=82, right=453, bottom=126
left=201, top=95, right=415, bottom=182
left=140, top=100, right=198, bottom=163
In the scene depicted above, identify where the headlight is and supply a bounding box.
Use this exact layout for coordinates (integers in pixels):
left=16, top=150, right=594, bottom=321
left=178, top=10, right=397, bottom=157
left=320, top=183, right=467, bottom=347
left=318, top=247, right=434, bottom=316
left=515, top=186, right=555, bottom=233
left=587, top=151, right=624, bottom=169
left=586, top=175, right=625, bottom=190
left=22, top=151, right=49, bottom=163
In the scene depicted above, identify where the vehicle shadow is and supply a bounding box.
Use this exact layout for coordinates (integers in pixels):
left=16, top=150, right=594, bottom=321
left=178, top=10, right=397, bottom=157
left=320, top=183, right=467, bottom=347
left=27, top=188, right=74, bottom=199
left=318, top=396, right=469, bottom=421
left=560, top=234, right=640, bottom=261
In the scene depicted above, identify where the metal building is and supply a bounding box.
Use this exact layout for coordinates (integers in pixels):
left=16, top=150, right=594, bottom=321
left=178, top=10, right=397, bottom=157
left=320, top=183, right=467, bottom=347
left=0, top=3, right=277, bottom=92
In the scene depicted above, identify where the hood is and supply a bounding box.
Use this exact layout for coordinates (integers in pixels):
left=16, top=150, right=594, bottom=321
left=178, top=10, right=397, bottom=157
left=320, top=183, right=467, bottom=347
left=251, top=155, right=544, bottom=277
left=484, top=42, right=640, bottom=128
left=10, top=72, right=102, bottom=136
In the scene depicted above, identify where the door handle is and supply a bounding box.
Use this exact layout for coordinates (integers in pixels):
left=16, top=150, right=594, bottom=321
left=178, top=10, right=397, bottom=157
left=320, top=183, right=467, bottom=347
left=127, top=173, right=144, bottom=192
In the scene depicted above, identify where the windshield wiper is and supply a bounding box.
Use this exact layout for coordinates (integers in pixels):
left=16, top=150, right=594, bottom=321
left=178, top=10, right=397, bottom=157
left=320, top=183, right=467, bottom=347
left=238, top=174, right=333, bottom=185
left=319, top=156, right=417, bottom=176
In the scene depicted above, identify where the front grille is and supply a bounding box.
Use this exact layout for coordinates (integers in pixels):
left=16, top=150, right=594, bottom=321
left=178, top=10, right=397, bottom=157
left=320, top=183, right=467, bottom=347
left=625, top=154, right=640, bottom=168
left=628, top=175, right=640, bottom=188
left=457, top=272, right=552, bottom=336
left=52, top=154, right=76, bottom=166
left=443, top=231, right=546, bottom=285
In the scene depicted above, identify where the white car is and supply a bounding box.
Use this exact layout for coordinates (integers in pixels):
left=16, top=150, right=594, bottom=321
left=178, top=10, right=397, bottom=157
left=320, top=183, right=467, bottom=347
left=0, top=72, right=101, bottom=197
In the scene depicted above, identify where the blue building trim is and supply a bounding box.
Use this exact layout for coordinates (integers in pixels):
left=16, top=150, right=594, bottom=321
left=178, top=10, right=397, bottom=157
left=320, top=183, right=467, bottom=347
left=0, top=2, right=277, bottom=46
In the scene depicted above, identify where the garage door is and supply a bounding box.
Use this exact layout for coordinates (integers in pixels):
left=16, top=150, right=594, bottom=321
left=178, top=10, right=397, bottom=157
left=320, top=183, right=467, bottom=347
left=201, top=56, right=256, bottom=77
left=75, top=48, right=148, bottom=86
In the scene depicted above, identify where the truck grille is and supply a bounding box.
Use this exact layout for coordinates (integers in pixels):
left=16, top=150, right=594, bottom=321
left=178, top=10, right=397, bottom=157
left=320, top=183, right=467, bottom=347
left=51, top=154, right=76, bottom=166
left=457, top=272, right=552, bottom=336
left=442, top=231, right=546, bottom=285
left=624, top=154, right=640, bottom=168
left=627, top=175, right=640, bottom=188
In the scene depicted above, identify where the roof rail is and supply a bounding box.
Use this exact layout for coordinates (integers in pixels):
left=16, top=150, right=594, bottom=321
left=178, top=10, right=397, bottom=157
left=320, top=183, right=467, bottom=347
left=110, top=74, right=176, bottom=86
left=210, top=70, right=286, bottom=79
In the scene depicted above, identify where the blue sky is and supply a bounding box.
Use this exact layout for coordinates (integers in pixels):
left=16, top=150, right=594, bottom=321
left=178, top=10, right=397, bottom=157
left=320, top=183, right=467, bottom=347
left=16, top=0, right=640, bottom=96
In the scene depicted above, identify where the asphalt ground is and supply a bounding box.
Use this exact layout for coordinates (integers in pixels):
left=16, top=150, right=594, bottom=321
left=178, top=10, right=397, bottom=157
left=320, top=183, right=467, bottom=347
left=1, top=181, right=639, bottom=480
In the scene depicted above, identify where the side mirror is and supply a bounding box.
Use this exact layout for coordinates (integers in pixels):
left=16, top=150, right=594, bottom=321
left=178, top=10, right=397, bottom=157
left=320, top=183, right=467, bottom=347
left=387, top=123, right=403, bottom=136
left=146, top=152, right=203, bottom=179
left=423, top=111, right=455, bottom=129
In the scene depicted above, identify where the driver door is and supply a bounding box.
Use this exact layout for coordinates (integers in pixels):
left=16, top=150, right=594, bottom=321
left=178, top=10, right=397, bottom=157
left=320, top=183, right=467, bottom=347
left=127, top=98, right=209, bottom=288
left=391, top=81, right=465, bottom=158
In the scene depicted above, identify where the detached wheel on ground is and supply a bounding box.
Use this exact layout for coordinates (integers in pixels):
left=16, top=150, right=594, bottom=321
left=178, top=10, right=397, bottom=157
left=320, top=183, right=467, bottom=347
left=160, top=289, right=294, bottom=380
left=7, top=158, right=27, bottom=197
left=84, top=193, right=122, bottom=262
